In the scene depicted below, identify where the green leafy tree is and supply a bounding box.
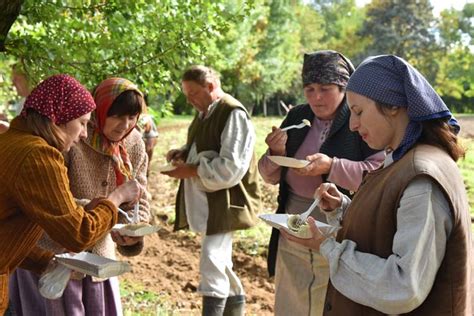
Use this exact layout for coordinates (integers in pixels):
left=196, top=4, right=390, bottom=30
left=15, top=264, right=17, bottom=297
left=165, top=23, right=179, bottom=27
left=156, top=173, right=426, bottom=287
left=434, top=4, right=474, bottom=112
left=358, top=0, right=439, bottom=80
left=202, top=0, right=270, bottom=113
left=200, top=0, right=301, bottom=115
left=308, top=0, right=368, bottom=64
left=1, top=0, right=251, bottom=116
left=251, top=0, right=301, bottom=115
left=296, top=2, right=325, bottom=53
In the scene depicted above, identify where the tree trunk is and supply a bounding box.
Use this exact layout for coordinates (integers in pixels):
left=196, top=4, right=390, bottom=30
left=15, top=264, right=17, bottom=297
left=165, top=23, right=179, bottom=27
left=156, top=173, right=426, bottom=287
left=263, top=95, right=267, bottom=117
left=277, top=97, right=282, bottom=116
left=0, top=0, right=24, bottom=51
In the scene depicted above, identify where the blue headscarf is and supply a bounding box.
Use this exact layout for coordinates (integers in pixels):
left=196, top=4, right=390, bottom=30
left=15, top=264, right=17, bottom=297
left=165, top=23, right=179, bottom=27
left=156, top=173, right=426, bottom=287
left=346, top=55, right=459, bottom=161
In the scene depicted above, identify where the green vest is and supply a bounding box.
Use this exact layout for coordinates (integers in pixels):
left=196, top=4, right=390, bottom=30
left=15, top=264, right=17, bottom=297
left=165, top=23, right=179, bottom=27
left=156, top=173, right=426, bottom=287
left=174, top=94, right=261, bottom=235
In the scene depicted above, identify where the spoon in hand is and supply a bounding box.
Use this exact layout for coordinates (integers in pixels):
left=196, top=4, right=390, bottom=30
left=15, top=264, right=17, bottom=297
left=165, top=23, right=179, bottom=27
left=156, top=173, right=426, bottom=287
left=117, top=208, right=133, bottom=223
left=296, top=196, right=321, bottom=226
left=281, top=119, right=311, bottom=132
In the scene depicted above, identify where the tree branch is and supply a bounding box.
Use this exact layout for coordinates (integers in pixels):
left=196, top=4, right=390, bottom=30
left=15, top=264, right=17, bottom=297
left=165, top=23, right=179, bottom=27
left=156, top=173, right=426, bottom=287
left=0, top=0, right=24, bottom=52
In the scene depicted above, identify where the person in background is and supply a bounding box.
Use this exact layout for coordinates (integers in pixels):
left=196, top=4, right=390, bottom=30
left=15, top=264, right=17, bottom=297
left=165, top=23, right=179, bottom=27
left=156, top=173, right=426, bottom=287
left=0, top=63, right=30, bottom=134
left=163, top=65, right=261, bottom=316
left=138, top=110, right=159, bottom=177
left=285, top=55, right=471, bottom=315
left=9, top=77, right=150, bottom=315
left=258, top=50, right=384, bottom=315
left=0, top=74, right=141, bottom=315
left=11, top=63, right=32, bottom=116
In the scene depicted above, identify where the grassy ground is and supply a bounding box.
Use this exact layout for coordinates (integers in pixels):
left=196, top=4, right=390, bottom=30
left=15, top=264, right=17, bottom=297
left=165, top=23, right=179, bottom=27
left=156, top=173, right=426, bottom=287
left=154, top=116, right=282, bottom=157
left=459, top=138, right=474, bottom=214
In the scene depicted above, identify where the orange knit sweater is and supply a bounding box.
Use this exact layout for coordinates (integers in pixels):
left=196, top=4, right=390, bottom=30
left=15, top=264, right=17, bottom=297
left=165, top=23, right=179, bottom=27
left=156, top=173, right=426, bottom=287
left=0, top=117, right=118, bottom=314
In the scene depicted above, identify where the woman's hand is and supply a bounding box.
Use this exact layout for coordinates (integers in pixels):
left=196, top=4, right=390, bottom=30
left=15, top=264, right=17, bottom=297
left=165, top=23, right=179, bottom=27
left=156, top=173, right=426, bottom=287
left=107, top=179, right=142, bottom=207
left=316, top=182, right=343, bottom=211
left=281, top=217, right=326, bottom=251
left=265, top=126, right=287, bottom=156
left=111, top=231, right=143, bottom=246
left=293, top=153, right=333, bottom=177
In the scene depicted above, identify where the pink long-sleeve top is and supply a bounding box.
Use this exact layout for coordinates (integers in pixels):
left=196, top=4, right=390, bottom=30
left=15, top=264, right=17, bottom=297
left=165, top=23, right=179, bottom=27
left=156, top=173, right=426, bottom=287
left=258, top=116, right=384, bottom=198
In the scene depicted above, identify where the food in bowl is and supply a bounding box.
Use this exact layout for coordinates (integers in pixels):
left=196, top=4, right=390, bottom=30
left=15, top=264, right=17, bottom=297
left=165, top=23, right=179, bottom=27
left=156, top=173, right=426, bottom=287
left=287, top=215, right=312, bottom=238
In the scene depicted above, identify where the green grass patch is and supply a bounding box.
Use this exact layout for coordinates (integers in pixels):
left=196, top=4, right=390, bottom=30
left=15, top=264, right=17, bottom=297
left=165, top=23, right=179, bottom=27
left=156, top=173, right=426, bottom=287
left=154, top=115, right=283, bottom=159
left=234, top=222, right=273, bottom=256
left=252, top=116, right=283, bottom=157
left=156, top=115, right=194, bottom=127
left=458, top=138, right=474, bottom=216
left=121, top=279, right=176, bottom=315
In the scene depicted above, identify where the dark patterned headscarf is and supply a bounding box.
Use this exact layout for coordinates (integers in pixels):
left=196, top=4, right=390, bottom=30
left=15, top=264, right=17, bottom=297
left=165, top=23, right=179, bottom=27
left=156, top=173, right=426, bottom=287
left=22, top=74, right=95, bottom=124
left=346, top=55, right=459, bottom=161
left=302, top=50, right=355, bottom=87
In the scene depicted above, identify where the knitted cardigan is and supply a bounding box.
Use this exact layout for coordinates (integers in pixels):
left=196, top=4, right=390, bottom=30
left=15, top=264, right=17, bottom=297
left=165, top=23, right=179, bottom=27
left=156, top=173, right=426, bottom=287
left=39, top=125, right=150, bottom=271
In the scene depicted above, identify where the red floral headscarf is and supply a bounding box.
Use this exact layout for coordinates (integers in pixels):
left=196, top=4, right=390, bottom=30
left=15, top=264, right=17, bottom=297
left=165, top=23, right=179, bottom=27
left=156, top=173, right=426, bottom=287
left=22, top=74, right=95, bottom=124
left=91, top=77, right=143, bottom=185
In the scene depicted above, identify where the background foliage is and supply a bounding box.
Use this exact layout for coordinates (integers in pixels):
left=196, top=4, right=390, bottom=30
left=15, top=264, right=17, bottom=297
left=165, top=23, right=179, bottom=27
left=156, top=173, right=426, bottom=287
left=0, top=0, right=472, bottom=118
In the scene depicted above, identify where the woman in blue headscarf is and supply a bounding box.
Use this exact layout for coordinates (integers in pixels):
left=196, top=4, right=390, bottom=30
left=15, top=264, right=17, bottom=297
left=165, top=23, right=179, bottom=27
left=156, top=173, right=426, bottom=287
left=283, top=55, right=471, bottom=315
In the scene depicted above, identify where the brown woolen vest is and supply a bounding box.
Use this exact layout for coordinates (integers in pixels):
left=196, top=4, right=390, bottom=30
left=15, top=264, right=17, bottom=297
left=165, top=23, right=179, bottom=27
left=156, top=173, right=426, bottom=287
left=323, top=145, right=471, bottom=315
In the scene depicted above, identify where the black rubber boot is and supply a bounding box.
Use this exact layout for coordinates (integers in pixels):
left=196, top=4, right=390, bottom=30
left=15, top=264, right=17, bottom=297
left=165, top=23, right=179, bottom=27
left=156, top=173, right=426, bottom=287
left=202, top=296, right=226, bottom=316
left=223, top=295, right=245, bottom=316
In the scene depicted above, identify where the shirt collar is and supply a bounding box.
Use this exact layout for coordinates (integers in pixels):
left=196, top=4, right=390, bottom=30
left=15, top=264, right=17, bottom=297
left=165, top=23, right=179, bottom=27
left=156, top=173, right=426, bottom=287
left=383, top=151, right=394, bottom=167
left=199, top=98, right=221, bottom=119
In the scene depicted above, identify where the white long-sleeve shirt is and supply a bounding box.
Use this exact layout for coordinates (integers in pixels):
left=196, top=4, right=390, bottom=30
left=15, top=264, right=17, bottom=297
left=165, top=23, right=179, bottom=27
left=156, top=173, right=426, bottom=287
left=320, top=154, right=453, bottom=314
left=183, top=100, right=256, bottom=233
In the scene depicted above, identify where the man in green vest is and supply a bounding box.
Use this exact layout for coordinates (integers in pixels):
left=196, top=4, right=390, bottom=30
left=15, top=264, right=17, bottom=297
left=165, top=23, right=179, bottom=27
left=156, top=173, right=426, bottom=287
left=163, top=65, right=261, bottom=316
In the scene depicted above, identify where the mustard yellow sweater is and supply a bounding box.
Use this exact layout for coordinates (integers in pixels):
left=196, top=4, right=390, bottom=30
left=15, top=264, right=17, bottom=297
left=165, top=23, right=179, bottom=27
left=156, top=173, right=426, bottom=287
left=0, top=117, right=118, bottom=314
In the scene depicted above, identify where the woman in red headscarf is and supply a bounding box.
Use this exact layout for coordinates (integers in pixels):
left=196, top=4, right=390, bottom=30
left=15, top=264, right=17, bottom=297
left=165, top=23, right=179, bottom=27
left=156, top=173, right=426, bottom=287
left=0, top=74, right=141, bottom=315
left=9, top=78, right=150, bottom=315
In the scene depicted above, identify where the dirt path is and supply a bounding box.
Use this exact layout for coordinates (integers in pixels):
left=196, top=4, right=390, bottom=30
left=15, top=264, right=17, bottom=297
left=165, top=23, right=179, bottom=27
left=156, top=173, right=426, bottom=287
left=119, top=228, right=274, bottom=314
